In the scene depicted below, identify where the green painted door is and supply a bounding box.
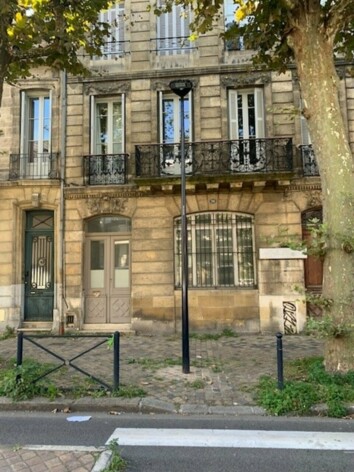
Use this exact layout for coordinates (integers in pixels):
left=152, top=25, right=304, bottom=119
left=24, top=211, right=54, bottom=321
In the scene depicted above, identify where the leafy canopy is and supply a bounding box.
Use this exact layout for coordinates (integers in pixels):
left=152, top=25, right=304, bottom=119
left=149, top=0, right=354, bottom=71
left=1, top=0, right=115, bottom=83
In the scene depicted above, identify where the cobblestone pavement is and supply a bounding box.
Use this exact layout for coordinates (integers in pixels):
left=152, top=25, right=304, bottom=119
left=0, top=333, right=324, bottom=470
left=0, top=447, right=97, bottom=472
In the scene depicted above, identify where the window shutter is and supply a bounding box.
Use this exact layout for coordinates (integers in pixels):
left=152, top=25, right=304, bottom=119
left=254, top=88, right=265, bottom=138
left=188, top=91, right=193, bottom=142
left=90, top=95, right=95, bottom=154
left=121, top=93, right=125, bottom=152
left=158, top=91, right=164, bottom=143
left=48, top=90, right=52, bottom=153
left=20, top=91, right=27, bottom=154
left=228, top=90, right=239, bottom=139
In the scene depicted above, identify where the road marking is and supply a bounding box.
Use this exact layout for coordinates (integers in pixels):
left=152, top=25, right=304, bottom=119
left=107, top=428, right=354, bottom=451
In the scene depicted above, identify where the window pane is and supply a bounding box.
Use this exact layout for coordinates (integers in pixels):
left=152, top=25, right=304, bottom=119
left=196, top=228, right=213, bottom=286
left=216, top=227, right=234, bottom=286
left=112, top=102, right=122, bottom=153
left=174, top=212, right=255, bottom=289
left=90, top=240, right=104, bottom=288
left=86, top=216, right=131, bottom=233
left=236, top=216, right=255, bottom=286
left=163, top=99, right=175, bottom=143
left=114, top=241, right=129, bottom=288
left=96, top=103, right=108, bottom=154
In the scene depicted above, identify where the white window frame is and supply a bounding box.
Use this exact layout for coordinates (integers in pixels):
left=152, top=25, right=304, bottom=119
left=90, top=95, right=125, bottom=155
left=157, top=3, right=193, bottom=55
left=229, top=88, right=265, bottom=139
left=158, top=91, right=193, bottom=175
left=228, top=88, right=265, bottom=171
left=20, top=91, right=52, bottom=156
left=98, top=2, right=125, bottom=59
left=174, top=212, right=256, bottom=288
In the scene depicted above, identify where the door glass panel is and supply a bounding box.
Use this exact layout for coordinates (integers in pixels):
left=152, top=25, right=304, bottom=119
left=31, top=235, right=53, bottom=289
left=86, top=216, right=131, bottom=233
left=90, top=240, right=105, bottom=288
left=114, top=241, right=130, bottom=288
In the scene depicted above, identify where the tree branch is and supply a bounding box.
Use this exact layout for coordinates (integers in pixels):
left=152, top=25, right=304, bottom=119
left=327, top=0, right=354, bottom=38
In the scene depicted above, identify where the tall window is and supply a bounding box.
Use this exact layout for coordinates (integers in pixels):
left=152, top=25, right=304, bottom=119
left=21, top=92, right=51, bottom=158
left=157, top=3, right=192, bottom=54
left=159, top=92, right=192, bottom=175
left=224, top=0, right=245, bottom=50
left=91, top=96, right=124, bottom=154
left=98, top=2, right=125, bottom=59
left=229, top=88, right=265, bottom=170
left=174, top=212, right=256, bottom=288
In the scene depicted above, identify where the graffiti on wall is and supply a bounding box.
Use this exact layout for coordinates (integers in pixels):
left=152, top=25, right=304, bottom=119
left=283, top=301, right=297, bottom=334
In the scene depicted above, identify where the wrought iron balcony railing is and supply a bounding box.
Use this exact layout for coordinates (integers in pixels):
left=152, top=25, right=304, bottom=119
left=84, top=153, right=128, bottom=185
left=9, top=153, right=59, bottom=180
left=135, top=138, right=294, bottom=178
left=300, top=144, right=319, bottom=176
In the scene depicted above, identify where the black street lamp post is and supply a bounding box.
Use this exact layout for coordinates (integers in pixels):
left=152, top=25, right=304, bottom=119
left=169, top=79, right=193, bottom=374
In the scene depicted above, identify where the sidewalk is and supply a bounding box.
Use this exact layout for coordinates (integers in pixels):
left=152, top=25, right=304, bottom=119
left=0, top=333, right=324, bottom=470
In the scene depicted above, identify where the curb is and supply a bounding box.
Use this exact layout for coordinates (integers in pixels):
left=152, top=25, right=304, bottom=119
left=91, top=450, right=113, bottom=472
left=0, top=396, right=266, bottom=416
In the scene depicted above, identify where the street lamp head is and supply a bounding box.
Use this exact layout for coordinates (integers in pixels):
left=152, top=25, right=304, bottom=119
left=169, top=79, right=193, bottom=98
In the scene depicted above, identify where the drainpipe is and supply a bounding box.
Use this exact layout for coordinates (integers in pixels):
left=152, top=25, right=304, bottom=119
left=58, top=69, right=67, bottom=335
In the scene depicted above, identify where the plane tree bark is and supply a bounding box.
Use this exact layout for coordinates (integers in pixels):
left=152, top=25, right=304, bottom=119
left=158, top=0, right=354, bottom=371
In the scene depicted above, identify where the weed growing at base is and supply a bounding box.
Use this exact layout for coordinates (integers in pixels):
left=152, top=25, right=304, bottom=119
left=102, top=440, right=127, bottom=472
left=256, top=357, right=354, bottom=417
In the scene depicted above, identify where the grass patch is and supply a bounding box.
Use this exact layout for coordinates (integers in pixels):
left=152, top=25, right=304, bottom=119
left=186, top=379, right=205, bottom=389
left=112, top=384, right=146, bottom=398
left=256, top=357, right=354, bottom=417
left=0, top=358, right=59, bottom=401
left=126, top=357, right=181, bottom=371
left=190, top=328, right=238, bottom=341
left=102, top=440, right=127, bottom=472
left=0, top=326, right=16, bottom=341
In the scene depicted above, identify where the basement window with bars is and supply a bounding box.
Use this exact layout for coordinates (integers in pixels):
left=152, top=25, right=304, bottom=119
left=174, top=212, right=256, bottom=289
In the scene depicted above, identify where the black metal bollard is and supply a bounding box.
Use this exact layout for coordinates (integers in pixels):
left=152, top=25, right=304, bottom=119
left=113, top=331, right=120, bottom=391
left=276, top=332, right=284, bottom=390
left=16, top=332, right=24, bottom=383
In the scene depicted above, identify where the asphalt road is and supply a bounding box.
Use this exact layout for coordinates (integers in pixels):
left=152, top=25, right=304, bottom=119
left=1, top=413, right=353, bottom=471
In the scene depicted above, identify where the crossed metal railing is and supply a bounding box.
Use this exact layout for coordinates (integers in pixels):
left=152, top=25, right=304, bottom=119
left=16, top=332, right=120, bottom=391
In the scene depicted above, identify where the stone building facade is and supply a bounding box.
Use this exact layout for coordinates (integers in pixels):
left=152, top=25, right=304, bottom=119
left=0, top=1, right=353, bottom=335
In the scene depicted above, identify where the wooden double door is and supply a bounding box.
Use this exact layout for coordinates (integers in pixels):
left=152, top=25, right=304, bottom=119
left=84, top=236, right=131, bottom=324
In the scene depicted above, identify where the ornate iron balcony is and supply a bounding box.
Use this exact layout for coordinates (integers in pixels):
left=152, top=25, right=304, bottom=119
left=84, top=153, right=128, bottom=185
left=135, top=138, right=294, bottom=178
left=300, top=145, right=319, bottom=176
left=9, top=153, right=59, bottom=180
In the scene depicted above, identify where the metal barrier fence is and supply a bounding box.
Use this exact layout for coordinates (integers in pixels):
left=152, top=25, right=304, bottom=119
left=16, top=331, right=120, bottom=391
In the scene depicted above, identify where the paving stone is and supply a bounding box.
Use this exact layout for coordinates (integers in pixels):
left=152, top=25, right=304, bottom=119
left=0, top=333, right=325, bottom=470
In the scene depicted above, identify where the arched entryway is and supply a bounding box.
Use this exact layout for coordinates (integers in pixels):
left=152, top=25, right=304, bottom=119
left=84, top=215, right=131, bottom=324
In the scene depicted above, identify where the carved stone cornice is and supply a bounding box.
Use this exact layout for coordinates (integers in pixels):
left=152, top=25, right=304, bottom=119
left=65, top=190, right=144, bottom=200
left=151, top=78, right=199, bottom=91
left=86, top=195, right=128, bottom=214
left=221, top=72, right=271, bottom=87
left=304, top=189, right=323, bottom=208
left=84, top=81, right=131, bottom=95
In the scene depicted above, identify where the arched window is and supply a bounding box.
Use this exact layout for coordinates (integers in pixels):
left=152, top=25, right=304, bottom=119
left=174, top=212, right=256, bottom=288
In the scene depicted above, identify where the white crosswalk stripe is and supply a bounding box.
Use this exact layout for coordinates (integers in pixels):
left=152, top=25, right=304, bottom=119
left=106, top=428, right=354, bottom=451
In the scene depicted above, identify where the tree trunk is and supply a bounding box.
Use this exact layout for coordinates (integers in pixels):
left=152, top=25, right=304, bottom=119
left=289, top=15, right=354, bottom=372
